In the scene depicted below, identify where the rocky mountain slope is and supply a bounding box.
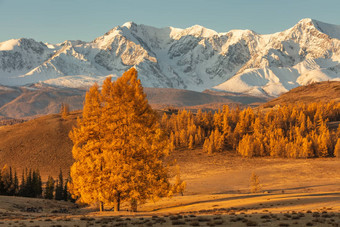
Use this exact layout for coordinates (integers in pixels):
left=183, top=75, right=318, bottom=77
left=0, top=19, right=340, bottom=96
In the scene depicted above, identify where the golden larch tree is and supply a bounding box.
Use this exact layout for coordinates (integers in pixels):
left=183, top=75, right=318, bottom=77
left=69, top=68, right=173, bottom=212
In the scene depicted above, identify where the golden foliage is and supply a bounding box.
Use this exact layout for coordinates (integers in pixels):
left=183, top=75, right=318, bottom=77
left=69, top=68, right=173, bottom=211
left=163, top=102, right=340, bottom=158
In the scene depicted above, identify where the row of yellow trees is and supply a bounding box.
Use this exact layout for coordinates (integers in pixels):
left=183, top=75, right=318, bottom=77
left=161, top=102, right=340, bottom=158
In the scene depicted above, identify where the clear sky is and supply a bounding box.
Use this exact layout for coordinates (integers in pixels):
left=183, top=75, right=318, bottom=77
left=0, top=0, right=339, bottom=44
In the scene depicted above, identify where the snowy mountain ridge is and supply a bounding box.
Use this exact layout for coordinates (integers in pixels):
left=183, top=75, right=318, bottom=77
left=0, top=18, right=340, bottom=97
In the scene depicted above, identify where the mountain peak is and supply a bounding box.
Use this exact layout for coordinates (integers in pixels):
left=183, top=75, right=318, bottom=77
left=294, top=18, right=340, bottom=39
left=297, top=18, right=314, bottom=24
left=168, top=24, right=218, bottom=39
left=0, top=38, right=46, bottom=51
left=185, top=25, right=218, bottom=37
left=122, top=21, right=137, bottom=29
left=0, top=39, right=20, bottom=51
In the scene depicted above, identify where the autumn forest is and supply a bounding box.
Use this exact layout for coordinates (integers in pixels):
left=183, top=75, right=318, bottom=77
left=162, top=102, right=340, bottom=158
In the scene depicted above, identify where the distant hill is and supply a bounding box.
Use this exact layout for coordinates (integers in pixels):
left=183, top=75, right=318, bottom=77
left=0, top=85, right=268, bottom=119
left=262, top=81, right=340, bottom=108
left=0, top=85, right=86, bottom=119
left=0, top=112, right=78, bottom=179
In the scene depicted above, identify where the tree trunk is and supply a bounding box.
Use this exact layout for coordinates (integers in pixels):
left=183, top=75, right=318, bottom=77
left=114, top=194, right=120, bottom=212
left=99, top=202, right=104, bottom=212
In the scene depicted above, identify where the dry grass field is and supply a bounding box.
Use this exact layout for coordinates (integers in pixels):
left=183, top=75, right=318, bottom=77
left=0, top=149, right=339, bottom=226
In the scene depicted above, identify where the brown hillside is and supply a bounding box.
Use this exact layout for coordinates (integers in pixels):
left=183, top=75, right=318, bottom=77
left=263, top=81, right=340, bottom=108
left=0, top=86, right=268, bottom=119
left=0, top=111, right=80, bottom=179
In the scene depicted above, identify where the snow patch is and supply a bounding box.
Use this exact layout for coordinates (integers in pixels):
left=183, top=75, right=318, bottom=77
left=0, top=39, right=20, bottom=51
left=43, top=75, right=118, bottom=88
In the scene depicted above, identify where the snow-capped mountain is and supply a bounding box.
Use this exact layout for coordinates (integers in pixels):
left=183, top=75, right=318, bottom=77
left=1, top=18, right=340, bottom=97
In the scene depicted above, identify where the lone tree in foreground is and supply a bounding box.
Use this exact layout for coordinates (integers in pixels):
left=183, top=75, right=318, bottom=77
left=69, top=68, right=173, bottom=212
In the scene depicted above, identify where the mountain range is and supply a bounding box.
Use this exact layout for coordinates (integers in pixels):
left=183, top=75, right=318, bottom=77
left=0, top=18, right=340, bottom=97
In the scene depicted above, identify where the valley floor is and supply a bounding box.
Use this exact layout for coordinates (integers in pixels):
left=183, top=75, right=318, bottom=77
left=0, top=152, right=339, bottom=226
left=0, top=191, right=339, bottom=226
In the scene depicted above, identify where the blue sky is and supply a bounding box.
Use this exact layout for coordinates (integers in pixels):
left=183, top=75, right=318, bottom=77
left=0, top=0, right=339, bottom=43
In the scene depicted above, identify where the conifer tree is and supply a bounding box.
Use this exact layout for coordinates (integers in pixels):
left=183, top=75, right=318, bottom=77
left=37, top=171, right=42, bottom=197
left=69, top=68, right=173, bottom=212
left=13, top=170, right=19, bottom=196
left=8, top=167, right=15, bottom=196
left=44, top=176, right=55, bottom=200
left=19, top=170, right=25, bottom=196
left=169, top=132, right=175, bottom=152
left=179, top=129, right=187, bottom=147
left=63, top=179, right=69, bottom=201
left=26, top=169, right=33, bottom=197
left=0, top=171, right=4, bottom=195
left=172, top=174, right=186, bottom=196
left=55, top=169, right=64, bottom=200
left=32, top=170, right=42, bottom=198
left=203, top=137, right=213, bottom=154
left=188, top=135, right=194, bottom=150
left=1, top=165, right=14, bottom=195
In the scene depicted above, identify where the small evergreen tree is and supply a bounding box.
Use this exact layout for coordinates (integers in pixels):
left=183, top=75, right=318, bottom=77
left=44, top=176, right=55, bottom=200
left=31, top=170, right=42, bottom=197
left=63, top=178, right=68, bottom=201
left=0, top=171, right=4, bottom=195
left=2, top=165, right=14, bottom=196
left=19, top=170, right=26, bottom=197
left=36, top=170, right=43, bottom=197
left=26, top=169, right=33, bottom=197
left=55, top=169, right=64, bottom=200
left=13, top=170, right=19, bottom=196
